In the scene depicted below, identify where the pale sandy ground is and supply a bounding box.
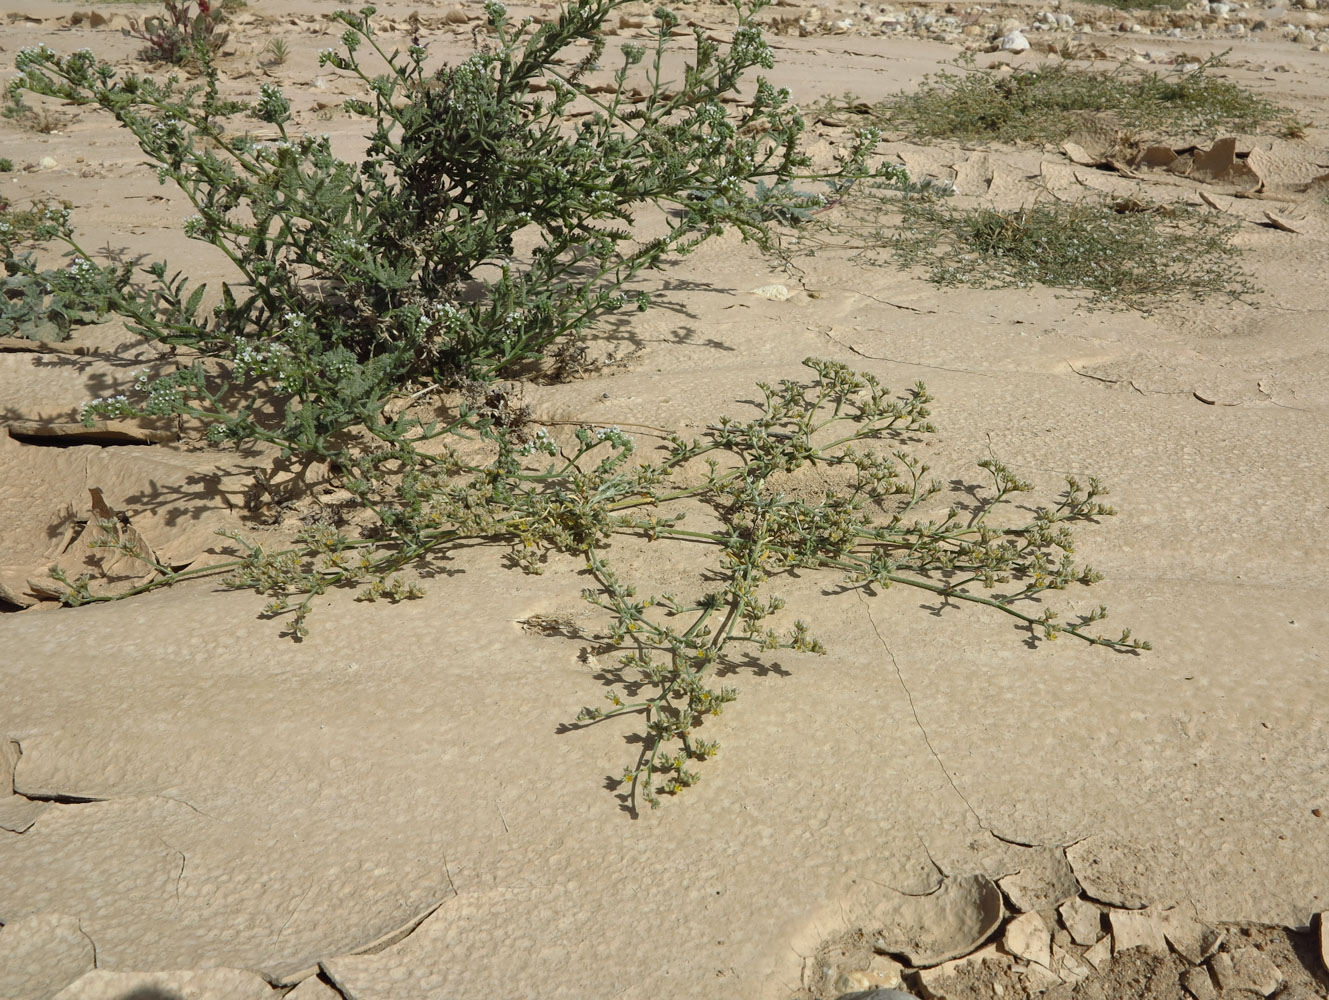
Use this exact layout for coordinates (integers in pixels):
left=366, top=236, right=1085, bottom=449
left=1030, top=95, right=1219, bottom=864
left=1, top=1, right=1327, bottom=999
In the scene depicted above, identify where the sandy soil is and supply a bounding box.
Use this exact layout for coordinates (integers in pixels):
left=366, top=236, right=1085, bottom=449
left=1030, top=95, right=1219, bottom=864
left=1, top=1, right=1328, bottom=998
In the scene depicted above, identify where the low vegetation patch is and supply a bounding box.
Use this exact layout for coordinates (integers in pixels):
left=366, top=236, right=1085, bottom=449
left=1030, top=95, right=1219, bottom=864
left=891, top=196, right=1254, bottom=307
left=1082, top=0, right=1188, bottom=11
left=839, top=58, right=1296, bottom=144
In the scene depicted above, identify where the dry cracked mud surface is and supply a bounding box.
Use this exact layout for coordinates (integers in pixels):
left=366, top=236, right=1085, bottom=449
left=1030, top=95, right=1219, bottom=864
left=1, top=1, right=1328, bottom=998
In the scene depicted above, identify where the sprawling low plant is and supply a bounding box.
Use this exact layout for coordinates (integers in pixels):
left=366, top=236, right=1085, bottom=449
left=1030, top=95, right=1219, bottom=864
left=53, top=358, right=1147, bottom=813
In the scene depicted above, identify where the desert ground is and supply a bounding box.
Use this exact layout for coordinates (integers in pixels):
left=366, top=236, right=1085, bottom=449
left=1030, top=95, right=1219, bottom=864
left=1, top=0, right=1327, bottom=998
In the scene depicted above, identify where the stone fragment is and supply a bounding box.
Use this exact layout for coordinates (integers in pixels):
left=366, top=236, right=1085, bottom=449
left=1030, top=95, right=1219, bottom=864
left=950, top=152, right=995, bottom=196
left=1208, top=951, right=1238, bottom=991
left=442, top=5, right=470, bottom=22
left=997, top=849, right=1079, bottom=912
left=1137, top=145, right=1179, bottom=168
left=1066, top=836, right=1152, bottom=909
left=1110, top=908, right=1169, bottom=955
left=1182, top=966, right=1218, bottom=1000
left=835, top=954, right=906, bottom=992
left=284, top=975, right=346, bottom=999
left=53, top=968, right=273, bottom=1000
left=1022, top=961, right=1062, bottom=991
left=867, top=874, right=1005, bottom=967
left=1223, top=946, right=1284, bottom=996
left=998, top=29, right=1030, bottom=50
left=916, top=943, right=1006, bottom=999
left=0, top=794, right=48, bottom=833
left=1004, top=911, right=1052, bottom=969
left=1158, top=905, right=1222, bottom=964
left=1084, top=936, right=1112, bottom=970
left=1058, top=897, right=1104, bottom=946
left=1061, top=141, right=1101, bottom=167
left=839, top=991, right=920, bottom=1000
left=0, top=913, right=95, bottom=999
left=751, top=283, right=792, bottom=301
left=1052, top=944, right=1092, bottom=984
left=1190, top=137, right=1258, bottom=187
left=1319, top=912, right=1328, bottom=975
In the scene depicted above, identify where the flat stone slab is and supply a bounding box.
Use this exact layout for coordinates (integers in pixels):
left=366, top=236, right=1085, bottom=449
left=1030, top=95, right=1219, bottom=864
left=51, top=967, right=272, bottom=1000
left=0, top=912, right=95, bottom=1000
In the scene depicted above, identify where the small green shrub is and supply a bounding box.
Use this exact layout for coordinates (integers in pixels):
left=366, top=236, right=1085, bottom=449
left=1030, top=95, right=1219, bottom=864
left=260, top=38, right=289, bottom=67
left=843, top=57, right=1294, bottom=144
left=0, top=158, right=14, bottom=172
left=1, top=202, right=132, bottom=339
left=10, top=1, right=875, bottom=455
left=123, top=0, right=228, bottom=66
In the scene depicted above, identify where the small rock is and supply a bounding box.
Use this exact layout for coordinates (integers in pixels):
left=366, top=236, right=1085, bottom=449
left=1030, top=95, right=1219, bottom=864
left=1110, top=909, right=1169, bottom=956
left=998, top=29, right=1030, bottom=50
left=1223, top=947, right=1284, bottom=996
left=442, top=4, right=469, bottom=22
left=39, top=156, right=58, bottom=170
left=1209, top=1, right=1231, bottom=12
left=1158, top=906, right=1222, bottom=964
left=619, top=13, right=659, bottom=29
left=1209, top=952, right=1236, bottom=989
left=1005, top=912, right=1053, bottom=969
left=1052, top=944, right=1092, bottom=984
left=1084, top=936, right=1112, bottom=970
left=1022, top=962, right=1062, bottom=991
left=1058, top=898, right=1105, bottom=946
left=1182, top=966, right=1218, bottom=1000
left=834, top=956, right=905, bottom=993
left=751, top=283, right=792, bottom=301
left=838, top=991, right=921, bottom=1000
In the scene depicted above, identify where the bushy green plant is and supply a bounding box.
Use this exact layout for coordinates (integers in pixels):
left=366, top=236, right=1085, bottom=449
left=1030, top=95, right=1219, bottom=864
left=9, top=1, right=874, bottom=456
left=123, top=0, right=228, bottom=66
left=1, top=202, right=132, bottom=339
